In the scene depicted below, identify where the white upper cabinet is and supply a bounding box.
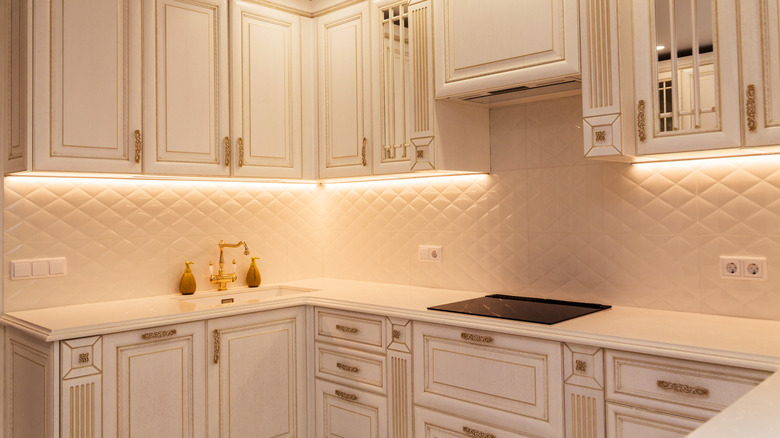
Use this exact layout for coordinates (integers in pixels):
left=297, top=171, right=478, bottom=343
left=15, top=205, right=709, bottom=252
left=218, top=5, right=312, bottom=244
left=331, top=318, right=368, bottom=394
left=632, top=0, right=741, bottom=155
left=370, top=0, right=490, bottom=176
left=8, top=0, right=142, bottom=173
left=230, top=1, right=303, bottom=178
left=740, top=0, right=780, bottom=148
left=143, top=0, right=231, bottom=176
left=432, top=0, right=580, bottom=98
left=317, top=2, right=373, bottom=179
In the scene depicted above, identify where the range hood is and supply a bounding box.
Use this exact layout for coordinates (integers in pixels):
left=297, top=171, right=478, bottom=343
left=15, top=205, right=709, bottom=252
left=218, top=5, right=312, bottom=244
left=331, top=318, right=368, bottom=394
left=459, top=78, right=582, bottom=105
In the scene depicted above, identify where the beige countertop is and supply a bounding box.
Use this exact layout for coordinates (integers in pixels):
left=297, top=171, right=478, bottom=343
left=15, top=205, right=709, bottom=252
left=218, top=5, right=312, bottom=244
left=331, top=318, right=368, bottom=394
left=3, top=278, right=780, bottom=436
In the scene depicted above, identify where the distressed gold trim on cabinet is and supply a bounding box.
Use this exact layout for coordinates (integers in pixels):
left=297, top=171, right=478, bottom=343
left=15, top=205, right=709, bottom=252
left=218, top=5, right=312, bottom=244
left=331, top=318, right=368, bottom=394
left=336, top=362, right=360, bottom=373
left=335, top=389, right=358, bottom=401
left=390, top=355, right=410, bottom=438
left=460, top=332, right=493, bottom=344
left=657, top=380, right=710, bottom=397
left=570, top=393, right=598, bottom=437
left=237, top=137, right=244, bottom=166
left=336, top=324, right=359, bottom=334
left=584, top=0, right=614, bottom=110
left=68, top=382, right=97, bottom=438
left=213, top=329, right=221, bottom=363
left=462, top=426, right=495, bottom=438
left=134, top=129, right=142, bottom=163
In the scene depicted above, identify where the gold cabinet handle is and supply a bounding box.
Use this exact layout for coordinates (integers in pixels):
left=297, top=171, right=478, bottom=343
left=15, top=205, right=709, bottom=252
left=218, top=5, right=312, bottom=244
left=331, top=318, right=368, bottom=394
left=657, top=380, right=710, bottom=397
left=335, top=389, right=358, bottom=401
left=336, top=324, right=359, bottom=334
left=361, top=137, right=367, bottom=166
left=237, top=137, right=245, bottom=167
left=140, top=329, right=176, bottom=340
left=463, top=426, right=495, bottom=438
left=637, top=100, right=646, bottom=142
left=461, top=332, right=493, bottom=344
left=747, top=84, right=757, bottom=132
left=336, top=362, right=360, bottom=373
left=224, top=136, right=231, bottom=167
left=213, top=329, right=221, bottom=364
left=134, top=129, right=142, bottom=163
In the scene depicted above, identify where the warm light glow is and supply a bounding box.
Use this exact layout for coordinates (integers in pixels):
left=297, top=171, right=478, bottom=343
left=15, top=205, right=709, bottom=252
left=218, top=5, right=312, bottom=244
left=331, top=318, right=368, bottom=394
left=656, top=45, right=665, bottom=51
left=631, top=152, right=780, bottom=169
left=321, top=172, right=490, bottom=189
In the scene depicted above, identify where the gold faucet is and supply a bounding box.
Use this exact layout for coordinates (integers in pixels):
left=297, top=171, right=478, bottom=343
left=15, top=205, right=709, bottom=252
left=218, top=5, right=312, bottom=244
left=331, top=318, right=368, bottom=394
left=209, top=240, right=250, bottom=291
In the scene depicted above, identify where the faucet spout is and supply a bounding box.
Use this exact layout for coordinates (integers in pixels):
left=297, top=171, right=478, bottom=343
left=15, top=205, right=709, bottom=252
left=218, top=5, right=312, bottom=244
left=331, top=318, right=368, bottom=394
left=210, top=240, right=250, bottom=291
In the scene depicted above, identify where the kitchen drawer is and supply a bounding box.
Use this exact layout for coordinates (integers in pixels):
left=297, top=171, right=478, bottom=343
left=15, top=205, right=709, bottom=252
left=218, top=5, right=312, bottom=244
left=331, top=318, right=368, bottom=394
left=315, top=378, right=387, bottom=438
left=606, top=350, right=770, bottom=420
left=607, top=402, right=703, bottom=437
left=315, top=342, right=386, bottom=394
left=414, top=405, right=533, bottom=438
left=413, top=321, right=563, bottom=437
left=315, top=308, right=387, bottom=353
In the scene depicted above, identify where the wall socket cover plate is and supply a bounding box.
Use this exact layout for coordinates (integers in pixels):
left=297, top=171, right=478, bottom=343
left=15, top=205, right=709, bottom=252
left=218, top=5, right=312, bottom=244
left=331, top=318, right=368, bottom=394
left=719, top=256, right=767, bottom=280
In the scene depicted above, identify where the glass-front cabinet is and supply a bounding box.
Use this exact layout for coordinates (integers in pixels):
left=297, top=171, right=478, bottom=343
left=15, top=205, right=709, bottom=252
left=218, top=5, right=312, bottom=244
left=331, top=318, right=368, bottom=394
left=633, top=0, right=741, bottom=154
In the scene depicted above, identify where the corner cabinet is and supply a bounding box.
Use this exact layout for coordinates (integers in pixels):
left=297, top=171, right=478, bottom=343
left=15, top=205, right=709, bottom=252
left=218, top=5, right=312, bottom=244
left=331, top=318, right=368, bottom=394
left=432, top=0, right=580, bottom=98
left=207, top=307, right=306, bottom=437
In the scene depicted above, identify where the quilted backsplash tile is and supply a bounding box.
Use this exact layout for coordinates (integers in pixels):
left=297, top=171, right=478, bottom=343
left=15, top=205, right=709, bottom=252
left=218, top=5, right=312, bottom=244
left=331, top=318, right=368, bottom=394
left=6, top=95, right=780, bottom=320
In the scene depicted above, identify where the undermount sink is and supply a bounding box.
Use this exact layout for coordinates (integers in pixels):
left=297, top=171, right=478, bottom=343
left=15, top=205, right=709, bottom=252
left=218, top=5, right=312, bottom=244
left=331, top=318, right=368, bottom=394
left=174, top=286, right=316, bottom=311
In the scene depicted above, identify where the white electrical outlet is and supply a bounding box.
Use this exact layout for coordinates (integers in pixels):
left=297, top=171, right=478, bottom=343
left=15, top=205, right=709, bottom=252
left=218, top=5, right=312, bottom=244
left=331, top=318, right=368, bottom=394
left=743, top=257, right=767, bottom=280
left=10, top=257, right=67, bottom=280
left=418, top=245, right=442, bottom=263
left=720, top=257, right=742, bottom=278
left=719, top=256, right=767, bottom=281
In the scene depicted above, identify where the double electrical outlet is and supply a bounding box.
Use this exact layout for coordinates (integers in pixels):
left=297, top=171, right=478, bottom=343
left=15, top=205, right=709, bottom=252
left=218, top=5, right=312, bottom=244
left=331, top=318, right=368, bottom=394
left=719, top=256, right=767, bottom=280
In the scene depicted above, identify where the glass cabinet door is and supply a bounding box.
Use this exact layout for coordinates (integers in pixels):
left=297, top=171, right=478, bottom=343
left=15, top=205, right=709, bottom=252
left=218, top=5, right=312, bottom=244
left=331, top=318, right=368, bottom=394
left=633, top=0, right=741, bottom=154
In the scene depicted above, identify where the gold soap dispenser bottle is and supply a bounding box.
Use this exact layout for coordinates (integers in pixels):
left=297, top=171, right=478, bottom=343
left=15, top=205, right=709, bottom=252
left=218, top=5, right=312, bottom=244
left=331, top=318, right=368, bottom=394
left=246, top=257, right=261, bottom=287
left=179, top=261, right=197, bottom=295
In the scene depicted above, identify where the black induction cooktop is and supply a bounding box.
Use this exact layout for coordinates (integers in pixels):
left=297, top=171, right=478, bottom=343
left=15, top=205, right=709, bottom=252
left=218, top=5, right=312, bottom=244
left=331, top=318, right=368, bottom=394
left=428, top=294, right=611, bottom=325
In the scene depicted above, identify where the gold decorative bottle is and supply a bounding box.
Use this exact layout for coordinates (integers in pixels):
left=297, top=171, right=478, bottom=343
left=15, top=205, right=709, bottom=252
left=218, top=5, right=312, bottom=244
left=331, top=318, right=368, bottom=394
left=246, top=257, right=261, bottom=287
left=179, top=261, right=197, bottom=295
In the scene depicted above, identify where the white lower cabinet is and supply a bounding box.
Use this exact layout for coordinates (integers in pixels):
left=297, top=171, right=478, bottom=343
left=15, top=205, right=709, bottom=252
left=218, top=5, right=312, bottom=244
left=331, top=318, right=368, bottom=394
left=206, top=307, right=306, bottom=437
left=315, top=378, right=388, bottom=438
left=414, top=405, right=532, bottom=438
left=604, top=350, right=772, bottom=437
left=606, top=403, right=702, bottom=438
left=413, top=321, right=564, bottom=437
left=102, top=321, right=207, bottom=438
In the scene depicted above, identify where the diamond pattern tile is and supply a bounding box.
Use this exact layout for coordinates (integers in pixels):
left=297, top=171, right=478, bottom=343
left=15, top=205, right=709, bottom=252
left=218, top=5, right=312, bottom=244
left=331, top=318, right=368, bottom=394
left=7, top=100, right=780, bottom=320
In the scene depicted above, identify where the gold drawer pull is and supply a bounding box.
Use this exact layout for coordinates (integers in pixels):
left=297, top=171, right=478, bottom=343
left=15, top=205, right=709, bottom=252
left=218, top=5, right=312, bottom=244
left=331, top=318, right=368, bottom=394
left=336, top=324, right=359, bottom=334
left=134, top=129, right=142, bottom=163
left=461, top=332, right=493, bottom=344
left=336, top=362, right=360, bottom=373
left=657, top=380, right=710, bottom=397
left=140, top=329, right=176, bottom=340
left=335, top=389, right=358, bottom=401
left=463, top=426, right=495, bottom=438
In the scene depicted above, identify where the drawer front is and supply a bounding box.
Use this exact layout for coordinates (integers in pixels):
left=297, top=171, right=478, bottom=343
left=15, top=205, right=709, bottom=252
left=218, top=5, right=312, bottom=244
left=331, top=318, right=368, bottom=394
left=606, top=350, right=771, bottom=419
left=315, top=342, right=386, bottom=393
left=607, top=402, right=702, bottom=438
left=414, top=405, right=533, bottom=438
left=315, top=379, right=388, bottom=438
left=413, top=322, right=563, bottom=437
left=315, top=308, right=387, bottom=352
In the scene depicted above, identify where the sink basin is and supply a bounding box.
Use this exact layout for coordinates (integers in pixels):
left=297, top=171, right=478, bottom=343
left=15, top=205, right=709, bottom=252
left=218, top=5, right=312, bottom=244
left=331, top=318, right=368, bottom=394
left=175, top=286, right=316, bottom=311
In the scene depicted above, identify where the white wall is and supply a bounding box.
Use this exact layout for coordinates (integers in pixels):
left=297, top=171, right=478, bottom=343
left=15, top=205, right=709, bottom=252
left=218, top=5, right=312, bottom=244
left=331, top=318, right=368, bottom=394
left=6, top=96, right=780, bottom=320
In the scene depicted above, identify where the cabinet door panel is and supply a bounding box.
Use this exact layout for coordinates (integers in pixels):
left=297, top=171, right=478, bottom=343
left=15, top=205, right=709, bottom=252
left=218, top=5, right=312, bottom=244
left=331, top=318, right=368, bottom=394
left=34, top=0, right=141, bottom=172
left=102, top=322, right=206, bottom=438
left=317, top=2, right=371, bottom=178
left=207, top=307, right=306, bottom=438
left=315, top=379, right=387, bottom=438
left=632, top=0, right=741, bottom=154
left=741, top=0, right=780, bottom=147
left=231, top=1, right=302, bottom=178
left=433, top=0, right=579, bottom=97
left=607, top=403, right=702, bottom=438
left=143, top=0, right=229, bottom=176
